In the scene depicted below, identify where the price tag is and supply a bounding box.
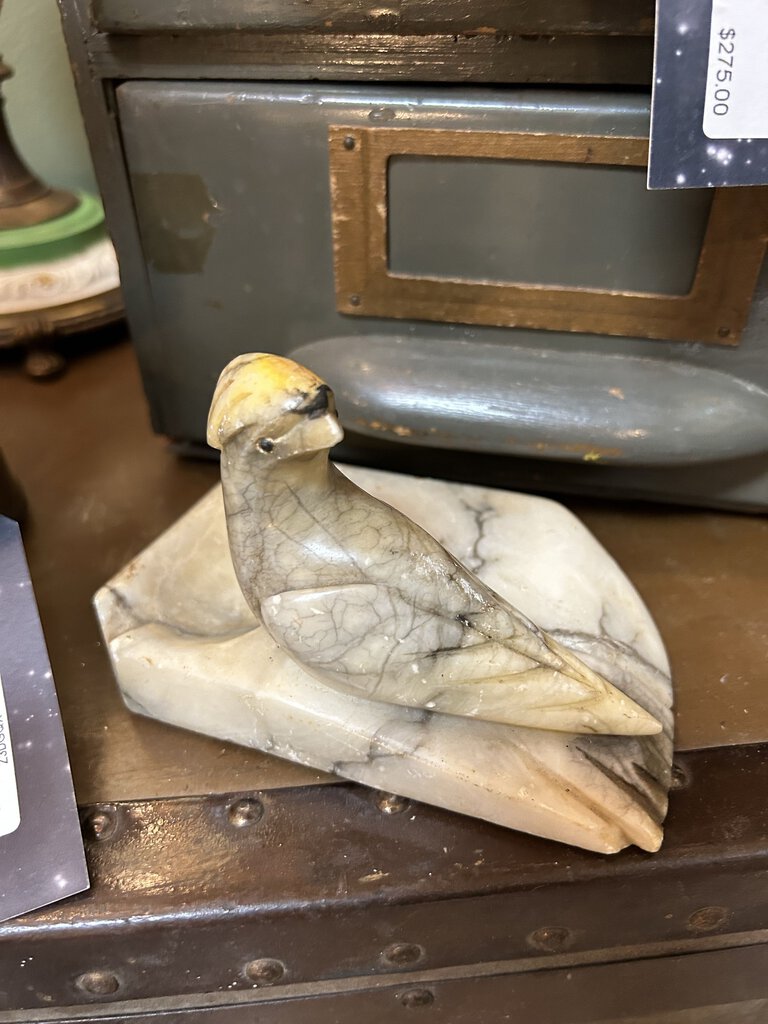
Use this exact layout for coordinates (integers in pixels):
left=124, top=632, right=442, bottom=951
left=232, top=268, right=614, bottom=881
left=704, top=1, right=768, bottom=138
left=649, top=0, right=768, bottom=188
left=0, top=672, right=20, bottom=838
left=0, top=517, right=88, bottom=922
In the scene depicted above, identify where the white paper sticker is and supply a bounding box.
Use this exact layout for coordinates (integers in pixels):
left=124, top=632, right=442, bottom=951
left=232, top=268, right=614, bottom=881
left=0, top=672, right=21, bottom=838
left=704, top=0, right=768, bottom=139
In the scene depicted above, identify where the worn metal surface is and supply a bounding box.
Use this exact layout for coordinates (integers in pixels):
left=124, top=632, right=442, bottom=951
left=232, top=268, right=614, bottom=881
left=4, top=948, right=768, bottom=1023
left=55, top=0, right=767, bottom=510
left=329, top=126, right=768, bottom=344
left=111, top=82, right=768, bottom=507
left=2, top=743, right=768, bottom=1012
left=80, top=0, right=657, bottom=87
left=91, top=0, right=656, bottom=37
left=8, top=964, right=768, bottom=1024
left=5, top=956, right=768, bottom=1024
left=292, top=336, right=768, bottom=465
left=85, top=33, right=655, bottom=87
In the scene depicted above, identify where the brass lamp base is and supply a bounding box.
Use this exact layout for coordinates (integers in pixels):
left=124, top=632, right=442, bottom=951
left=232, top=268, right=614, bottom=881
left=0, top=186, right=79, bottom=231
left=0, top=58, right=79, bottom=230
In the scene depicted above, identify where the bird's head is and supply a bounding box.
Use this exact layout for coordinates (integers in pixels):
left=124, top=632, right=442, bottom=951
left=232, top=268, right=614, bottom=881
left=207, top=353, right=344, bottom=460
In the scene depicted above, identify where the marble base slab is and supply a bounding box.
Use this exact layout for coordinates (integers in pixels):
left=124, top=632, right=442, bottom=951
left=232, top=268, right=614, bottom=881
left=95, top=467, right=673, bottom=854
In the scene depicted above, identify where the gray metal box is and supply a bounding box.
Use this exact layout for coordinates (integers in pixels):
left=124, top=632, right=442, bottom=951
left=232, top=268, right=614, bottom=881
left=116, top=82, right=768, bottom=509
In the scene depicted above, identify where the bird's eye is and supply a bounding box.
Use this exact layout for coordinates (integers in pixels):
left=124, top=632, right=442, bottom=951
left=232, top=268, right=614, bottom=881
left=257, top=437, right=275, bottom=453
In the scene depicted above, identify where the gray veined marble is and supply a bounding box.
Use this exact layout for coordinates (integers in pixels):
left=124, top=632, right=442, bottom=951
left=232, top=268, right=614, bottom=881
left=95, top=354, right=674, bottom=854
left=209, top=354, right=660, bottom=739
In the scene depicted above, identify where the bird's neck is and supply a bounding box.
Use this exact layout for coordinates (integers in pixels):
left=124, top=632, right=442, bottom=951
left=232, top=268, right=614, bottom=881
left=220, top=443, right=340, bottom=600
left=220, top=444, right=334, bottom=515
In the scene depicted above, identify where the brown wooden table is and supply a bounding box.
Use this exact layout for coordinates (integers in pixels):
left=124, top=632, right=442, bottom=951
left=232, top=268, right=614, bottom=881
left=0, top=337, right=766, bottom=1022
left=1, top=337, right=765, bottom=803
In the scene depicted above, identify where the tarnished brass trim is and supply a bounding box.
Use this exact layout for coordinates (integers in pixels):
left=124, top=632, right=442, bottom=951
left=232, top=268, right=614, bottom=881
left=329, top=127, right=768, bottom=345
left=0, top=188, right=79, bottom=230
left=0, top=288, right=124, bottom=347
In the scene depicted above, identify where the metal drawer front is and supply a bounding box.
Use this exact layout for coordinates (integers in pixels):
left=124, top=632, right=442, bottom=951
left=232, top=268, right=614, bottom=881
left=116, top=82, right=768, bottom=508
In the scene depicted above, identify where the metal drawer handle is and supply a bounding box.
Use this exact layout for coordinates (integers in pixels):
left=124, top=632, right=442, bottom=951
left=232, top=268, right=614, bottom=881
left=292, top=336, right=768, bottom=466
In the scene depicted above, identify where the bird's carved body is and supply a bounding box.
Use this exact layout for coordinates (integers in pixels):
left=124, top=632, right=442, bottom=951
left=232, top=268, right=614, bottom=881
left=224, top=450, right=490, bottom=607
left=215, top=375, right=661, bottom=737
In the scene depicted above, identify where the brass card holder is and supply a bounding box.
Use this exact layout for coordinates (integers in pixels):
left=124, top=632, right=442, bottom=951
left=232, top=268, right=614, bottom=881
left=329, top=126, right=768, bottom=345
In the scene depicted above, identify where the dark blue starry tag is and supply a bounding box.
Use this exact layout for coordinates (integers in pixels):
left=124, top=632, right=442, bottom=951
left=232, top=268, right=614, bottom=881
left=0, top=517, right=89, bottom=923
left=649, top=0, right=768, bottom=189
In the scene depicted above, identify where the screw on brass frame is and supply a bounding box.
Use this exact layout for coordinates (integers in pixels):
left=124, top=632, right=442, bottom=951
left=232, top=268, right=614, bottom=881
left=244, top=958, right=285, bottom=985
left=400, top=989, right=434, bottom=1008
left=227, top=797, right=264, bottom=827
left=348, top=293, right=361, bottom=306
left=383, top=942, right=424, bottom=966
left=527, top=925, right=574, bottom=953
left=376, top=792, right=409, bottom=814
left=343, top=135, right=356, bottom=150
left=74, top=971, right=120, bottom=996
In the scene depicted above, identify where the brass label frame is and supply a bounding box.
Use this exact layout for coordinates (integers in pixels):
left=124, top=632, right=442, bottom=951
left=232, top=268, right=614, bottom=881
left=329, top=126, right=768, bottom=345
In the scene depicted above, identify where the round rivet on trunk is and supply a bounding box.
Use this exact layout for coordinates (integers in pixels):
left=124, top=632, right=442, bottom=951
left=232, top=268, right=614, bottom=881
left=687, top=906, right=729, bottom=933
left=400, top=988, right=434, bottom=1008
left=376, top=792, right=409, bottom=814
left=527, top=925, right=573, bottom=953
left=670, top=763, right=690, bottom=790
left=244, top=958, right=285, bottom=985
left=228, top=797, right=264, bottom=827
left=74, top=971, right=120, bottom=996
left=82, top=806, right=118, bottom=842
left=383, top=942, right=424, bottom=966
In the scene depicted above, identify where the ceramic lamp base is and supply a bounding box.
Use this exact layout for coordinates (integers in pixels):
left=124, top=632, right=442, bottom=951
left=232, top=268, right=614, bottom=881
left=0, top=199, right=123, bottom=375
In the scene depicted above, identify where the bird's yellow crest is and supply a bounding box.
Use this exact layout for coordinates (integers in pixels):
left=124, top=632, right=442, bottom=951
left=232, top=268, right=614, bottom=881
left=207, top=353, right=328, bottom=449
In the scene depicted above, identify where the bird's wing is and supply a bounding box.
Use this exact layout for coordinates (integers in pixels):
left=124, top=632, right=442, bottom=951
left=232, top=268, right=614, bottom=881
left=261, top=584, right=660, bottom=736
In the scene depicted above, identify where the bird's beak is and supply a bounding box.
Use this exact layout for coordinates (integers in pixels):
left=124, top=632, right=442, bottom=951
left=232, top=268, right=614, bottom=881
left=281, top=388, right=344, bottom=457
left=302, top=410, right=344, bottom=453
left=297, top=383, right=333, bottom=419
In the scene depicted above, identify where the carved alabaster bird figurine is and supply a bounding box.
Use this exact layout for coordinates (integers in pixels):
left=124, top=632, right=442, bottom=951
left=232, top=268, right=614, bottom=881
left=208, top=354, right=661, bottom=737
